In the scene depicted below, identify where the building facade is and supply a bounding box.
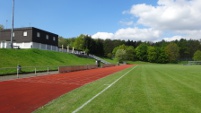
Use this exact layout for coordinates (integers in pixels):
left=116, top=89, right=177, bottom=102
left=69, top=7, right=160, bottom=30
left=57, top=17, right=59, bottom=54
left=0, top=27, right=58, bottom=51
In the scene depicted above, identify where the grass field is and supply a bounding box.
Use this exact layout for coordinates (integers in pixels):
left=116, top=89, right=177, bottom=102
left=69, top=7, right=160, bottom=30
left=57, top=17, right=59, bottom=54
left=34, top=64, right=201, bottom=113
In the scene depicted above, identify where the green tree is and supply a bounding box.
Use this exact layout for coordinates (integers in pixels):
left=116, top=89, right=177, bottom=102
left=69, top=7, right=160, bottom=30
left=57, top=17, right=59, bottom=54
left=135, top=43, right=148, bottom=61
left=73, top=34, right=85, bottom=50
left=0, top=24, right=4, bottom=31
left=125, top=46, right=135, bottom=60
left=113, top=44, right=135, bottom=61
left=157, top=49, right=168, bottom=63
left=115, top=49, right=127, bottom=62
left=147, top=46, right=158, bottom=63
left=193, top=50, right=201, bottom=61
left=94, top=39, right=104, bottom=56
left=165, top=43, right=180, bottom=63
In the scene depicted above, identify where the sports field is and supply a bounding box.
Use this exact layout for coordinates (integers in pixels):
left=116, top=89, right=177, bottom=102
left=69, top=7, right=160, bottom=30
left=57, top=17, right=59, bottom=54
left=35, top=64, right=201, bottom=113
left=0, top=65, right=131, bottom=113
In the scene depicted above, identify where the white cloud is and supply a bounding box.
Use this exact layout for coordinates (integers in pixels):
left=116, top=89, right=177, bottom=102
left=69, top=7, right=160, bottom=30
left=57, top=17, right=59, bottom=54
left=130, top=0, right=201, bottom=31
left=92, top=28, right=162, bottom=42
left=119, top=21, right=134, bottom=26
left=163, top=35, right=183, bottom=42
left=92, top=32, right=114, bottom=40
left=93, top=0, right=201, bottom=42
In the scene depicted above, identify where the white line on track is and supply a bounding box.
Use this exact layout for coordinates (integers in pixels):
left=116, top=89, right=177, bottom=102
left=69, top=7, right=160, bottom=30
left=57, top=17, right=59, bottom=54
left=72, top=66, right=137, bottom=113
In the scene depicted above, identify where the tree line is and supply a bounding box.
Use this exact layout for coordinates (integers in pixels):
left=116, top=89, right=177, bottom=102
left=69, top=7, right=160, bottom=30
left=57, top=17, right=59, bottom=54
left=1, top=23, right=200, bottom=63
left=59, top=35, right=201, bottom=63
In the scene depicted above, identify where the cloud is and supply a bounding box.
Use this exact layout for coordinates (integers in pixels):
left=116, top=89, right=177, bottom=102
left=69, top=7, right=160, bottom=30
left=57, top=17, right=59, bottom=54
left=119, top=21, right=134, bottom=26
left=163, top=35, right=183, bottom=42
left=92, top=28, right=162, bottom=42
left=93, top=0, right=201, bottom=42
left=92, top=32, right=114, bottom=40
left=130, top=0, right=201, bottom=31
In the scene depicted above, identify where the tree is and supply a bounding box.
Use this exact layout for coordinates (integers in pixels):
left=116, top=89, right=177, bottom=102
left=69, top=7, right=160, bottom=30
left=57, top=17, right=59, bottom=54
left=73, top=34, right=85, bottom=50
left=135, top=43, right=148, bottom=61
left=177, top=39, right=190, bottom=60
left=147, top=46, right=158, bottom=63
left=125, top=46, right=135, bottom=60
left=115, top=49, right=127, bottom=62
left=165, top=43, right=180, bottom=63
left=113, top=44, right=135, bottom=61
left=157, top=49, right=168, bottom=63
left=0, top=24, right=4, bottom=31
left=193, top=50, right=201, bottom=61
left=95, top=39, right=104, bottom=56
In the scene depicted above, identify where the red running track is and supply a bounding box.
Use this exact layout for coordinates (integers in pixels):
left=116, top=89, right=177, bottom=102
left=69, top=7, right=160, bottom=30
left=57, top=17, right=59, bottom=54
left=0, top=65, right=132, bottom=113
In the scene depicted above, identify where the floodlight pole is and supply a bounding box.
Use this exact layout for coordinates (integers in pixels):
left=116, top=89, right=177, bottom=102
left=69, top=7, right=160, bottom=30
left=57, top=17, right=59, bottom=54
left=10, top=0, right=15, bottom=48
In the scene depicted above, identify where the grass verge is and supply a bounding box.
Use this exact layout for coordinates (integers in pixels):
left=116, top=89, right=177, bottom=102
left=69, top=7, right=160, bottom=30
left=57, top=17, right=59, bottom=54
left=0, top=49, right=95, bottom=75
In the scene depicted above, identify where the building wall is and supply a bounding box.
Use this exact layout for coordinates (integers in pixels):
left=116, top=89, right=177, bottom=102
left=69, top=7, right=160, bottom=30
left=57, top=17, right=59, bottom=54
left=32, top=28, right=58, bottom=46
left=0, top=41, right=11, bottom=48
left=0, top=27, right=58, bottom=49
left=13, top=42, right=58, bottom=51
left=0, top=28, right=32, bottom=43
left=32, top=42, right=58, bottom=51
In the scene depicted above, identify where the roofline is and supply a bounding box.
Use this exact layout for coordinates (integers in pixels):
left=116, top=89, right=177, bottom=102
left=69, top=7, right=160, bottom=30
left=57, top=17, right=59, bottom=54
left=1, top=27, right=58, bottom=36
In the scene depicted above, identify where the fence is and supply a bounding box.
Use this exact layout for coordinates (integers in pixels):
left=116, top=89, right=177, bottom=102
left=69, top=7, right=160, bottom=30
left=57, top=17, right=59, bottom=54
left=102, top=64, right=116, bottom=68
left=0, top=66, right=58, bottom=77
left=59, top=65, right=98, bottom=73
left=187, top=61, right=201, bottom=65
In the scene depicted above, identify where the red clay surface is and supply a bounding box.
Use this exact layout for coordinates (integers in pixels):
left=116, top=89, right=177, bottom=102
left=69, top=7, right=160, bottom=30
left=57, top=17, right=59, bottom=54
left=0, top=65, right=132, bottom=113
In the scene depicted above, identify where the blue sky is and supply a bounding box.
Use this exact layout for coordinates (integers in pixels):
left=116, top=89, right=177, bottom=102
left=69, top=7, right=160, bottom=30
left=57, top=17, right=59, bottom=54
left=1, top=0, right=201, bottom=42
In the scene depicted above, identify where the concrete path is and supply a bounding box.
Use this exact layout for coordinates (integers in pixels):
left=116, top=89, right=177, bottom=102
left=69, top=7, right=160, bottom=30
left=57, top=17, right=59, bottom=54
left=0, top=71, right=58, bottom=82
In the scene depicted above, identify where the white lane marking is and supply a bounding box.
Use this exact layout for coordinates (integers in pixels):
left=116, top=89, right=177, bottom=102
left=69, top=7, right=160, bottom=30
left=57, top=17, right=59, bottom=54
left=72, top=66, right=137, bottom=113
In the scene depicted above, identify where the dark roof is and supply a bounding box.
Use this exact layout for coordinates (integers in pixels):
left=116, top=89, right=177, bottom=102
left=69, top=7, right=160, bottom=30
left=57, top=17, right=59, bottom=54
left=2, top=27, right=58, bottom=36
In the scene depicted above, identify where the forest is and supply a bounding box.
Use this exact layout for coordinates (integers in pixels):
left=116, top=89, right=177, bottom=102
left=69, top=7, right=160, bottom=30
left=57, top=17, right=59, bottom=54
left=59, top=34, right=201, bottom=63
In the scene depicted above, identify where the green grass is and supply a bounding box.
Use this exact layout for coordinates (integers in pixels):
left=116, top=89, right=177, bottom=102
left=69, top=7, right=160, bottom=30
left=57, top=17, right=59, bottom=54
left=0, top=49, right=95, bottom=75
left=34, top=64, right=201, bottom=113
left=100, top=57, right=118, bottom=64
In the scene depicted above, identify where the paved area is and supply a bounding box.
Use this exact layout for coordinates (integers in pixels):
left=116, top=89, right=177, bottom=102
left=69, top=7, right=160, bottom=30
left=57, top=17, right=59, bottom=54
left=0, top=71, right=58, bottom=82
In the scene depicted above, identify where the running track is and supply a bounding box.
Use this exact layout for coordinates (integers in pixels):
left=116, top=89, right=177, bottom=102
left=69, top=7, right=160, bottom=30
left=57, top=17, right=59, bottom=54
left=0, top=65, right=132, bottom=113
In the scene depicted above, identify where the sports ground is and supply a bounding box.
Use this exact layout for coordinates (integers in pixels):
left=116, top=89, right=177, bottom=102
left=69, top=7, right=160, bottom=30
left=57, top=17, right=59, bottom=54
left=1, top=64, right=201, bottom=113
left=0, top=65, right=132, bottom=113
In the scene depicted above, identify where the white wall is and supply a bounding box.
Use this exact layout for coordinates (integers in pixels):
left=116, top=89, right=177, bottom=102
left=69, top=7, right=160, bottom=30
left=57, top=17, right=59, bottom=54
left=0, top=41, right=11, bottom=48
left=0, top=42, right=59, bottom=51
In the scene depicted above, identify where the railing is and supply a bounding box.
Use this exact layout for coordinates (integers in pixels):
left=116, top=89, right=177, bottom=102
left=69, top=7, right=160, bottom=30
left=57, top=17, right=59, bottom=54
left=88, top=54, right=110, bottom=64
left=102, top=64, right=116, bottom=68
left=0, top=66, right=58, bottom=77
left=59, top=65, right=98, bottom=73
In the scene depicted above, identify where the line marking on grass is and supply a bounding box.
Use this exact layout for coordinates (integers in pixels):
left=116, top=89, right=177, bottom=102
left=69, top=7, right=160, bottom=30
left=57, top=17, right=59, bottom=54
left=72, top=65, right=137, bottom=113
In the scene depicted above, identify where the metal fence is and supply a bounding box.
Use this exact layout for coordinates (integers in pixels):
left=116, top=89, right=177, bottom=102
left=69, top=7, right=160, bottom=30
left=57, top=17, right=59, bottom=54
left=0, top=66, right=58, bottom=77
left=102, top=64, right=116, bottom=68
left=59, top=65, right=98, bottom=73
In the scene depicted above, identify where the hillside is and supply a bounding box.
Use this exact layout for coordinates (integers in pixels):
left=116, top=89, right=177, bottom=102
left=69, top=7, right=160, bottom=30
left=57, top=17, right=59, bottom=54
left=0, top=49, right=96, bottom=68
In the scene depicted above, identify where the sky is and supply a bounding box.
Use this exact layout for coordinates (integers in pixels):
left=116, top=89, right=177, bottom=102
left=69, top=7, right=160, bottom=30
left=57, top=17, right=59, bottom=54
left=1, top=0, right=201, bottom=42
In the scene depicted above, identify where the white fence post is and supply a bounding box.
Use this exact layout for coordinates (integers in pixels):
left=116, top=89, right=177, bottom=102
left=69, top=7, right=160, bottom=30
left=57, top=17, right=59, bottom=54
left=16, top=67, right=19, bottom=78
left=35, top=67, right=37, bottom=76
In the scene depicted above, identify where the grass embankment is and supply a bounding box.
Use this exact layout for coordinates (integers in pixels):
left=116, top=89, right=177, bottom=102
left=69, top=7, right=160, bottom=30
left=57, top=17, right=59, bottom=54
left=0, top=49, right=95, bottom=75
left=35, top=64, right=201, bottom=113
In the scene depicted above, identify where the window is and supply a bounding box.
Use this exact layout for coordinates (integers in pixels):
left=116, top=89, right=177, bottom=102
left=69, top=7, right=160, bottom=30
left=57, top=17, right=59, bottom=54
left=37, top=32, right=40, bottom=37
left=23, top=31, right=27, bottom=36
left=46, top=35, right=49, bottom=40
left=53, top=37, right=56, bottom=41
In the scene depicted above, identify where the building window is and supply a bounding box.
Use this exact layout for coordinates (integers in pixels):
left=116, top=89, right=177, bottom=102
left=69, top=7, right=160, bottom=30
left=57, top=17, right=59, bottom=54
left=46, top=35, right=49, bottom=40
left=37, top=32, right=40, bottom=37
left=53, top=37, right=56, bottom=41
left=23, top=31, right=27, bottom=36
